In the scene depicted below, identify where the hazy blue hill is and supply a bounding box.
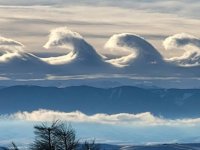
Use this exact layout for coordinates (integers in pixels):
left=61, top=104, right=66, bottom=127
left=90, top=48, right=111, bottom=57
left=120, top=143, right=200, bottom=150
left=2, top=143, right=200, bottom=150
left=2, top=144, right=200, bottom=150
left=1, top=85, right=200, bottom=118
left=85, top=143, right=200, bottom=150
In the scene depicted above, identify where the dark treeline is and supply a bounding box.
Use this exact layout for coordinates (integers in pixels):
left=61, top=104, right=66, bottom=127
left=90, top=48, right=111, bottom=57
left=9, top=121, right=99, bottom=150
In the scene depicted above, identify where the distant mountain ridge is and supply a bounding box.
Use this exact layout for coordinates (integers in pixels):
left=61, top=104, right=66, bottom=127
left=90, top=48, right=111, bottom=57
left=1, top=85, right=200, bottom=118
left=109, top=143, right=200, bottom=150
left=99, top=143, right=200, bottom=150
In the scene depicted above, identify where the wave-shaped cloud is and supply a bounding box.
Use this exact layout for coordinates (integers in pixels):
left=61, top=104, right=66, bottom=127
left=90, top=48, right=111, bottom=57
left=164, top=33, right=200, bottom=66
left=0, top=28, right=114, bottom=75
left=0, top=27, right=200, bottom=78
left=0, top=36, right=24, bottom=62
left=44, top=27, right=84, bottom=50
left=105, top=33, right=163, bottom=67
left=3, top=109, right=200, bottom=127
left=0, top=36, right=50, bottom=74
left=0, top=36, right=24, bottom=61
left=43, top=27, right=105, bottom=66
left=0, top=36, right=24, bottom=49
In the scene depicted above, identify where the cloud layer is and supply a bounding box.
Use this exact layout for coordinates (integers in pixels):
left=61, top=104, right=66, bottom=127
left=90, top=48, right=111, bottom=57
left=2, top=109, right=200, bottom=146
left=3, top=109, right=200, bottom=127
left=0, top=0, right=200, bottom=19
left=0, top=27, right=200, bottom=78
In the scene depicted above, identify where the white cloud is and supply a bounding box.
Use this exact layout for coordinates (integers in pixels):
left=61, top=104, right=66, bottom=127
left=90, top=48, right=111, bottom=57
left=0, top=27, right=200, bottom=78
left=0, top=0, right=200, bottom=20
left=105, top=33, right=163, bottom=67
left=43, top=27, right=104, bottom=65
left=0, top=1, right=199, bottom=58
left=0, top=36, right=24, bottom=48
left=0, top=51, right=22, bottom=62
left=163, top=33, right=200, bottom=50
left=44, top=27, right=83, bottom=50
left=163, top=33, right=200, bottom=66
left=0, top=36, right=24, bottom=54
left=3, top=109, right=200, bottom=127
left=0, top=36, right=25, bottom=62
left=0, top=36, right=49, bottom=73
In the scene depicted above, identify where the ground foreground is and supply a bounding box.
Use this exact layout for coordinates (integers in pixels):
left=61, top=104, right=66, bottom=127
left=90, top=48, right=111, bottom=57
left=2, top=143, right=200, bottom=150
left=99, top=143, right=200, bottom=150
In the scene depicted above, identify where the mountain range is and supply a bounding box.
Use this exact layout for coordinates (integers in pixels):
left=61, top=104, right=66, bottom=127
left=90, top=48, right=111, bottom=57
left=1, top=85, right=200, bottom=118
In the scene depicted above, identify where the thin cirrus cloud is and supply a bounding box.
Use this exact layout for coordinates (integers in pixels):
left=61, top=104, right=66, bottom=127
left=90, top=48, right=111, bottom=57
left=0, top=0, right=199, bottom=19
left=2, top=109, right=200, bottom=127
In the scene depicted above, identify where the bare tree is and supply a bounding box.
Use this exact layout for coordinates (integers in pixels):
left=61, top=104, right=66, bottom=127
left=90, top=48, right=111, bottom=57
left=81, top=140, right=99, bottom=150
left=9, top=142, right=19, bottom=150
left=54, top=123, right=78, bottom=150
left=30, top=120, right=79, bottom=150
left=30, top=120, right=59, bottom=150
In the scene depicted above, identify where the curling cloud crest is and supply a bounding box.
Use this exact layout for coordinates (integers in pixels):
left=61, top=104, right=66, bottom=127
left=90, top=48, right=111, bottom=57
left=3, top=109, right=200, bottom=127
left=164, top=33, right=200, bottom=66
left=0, top=36, right=24, bottom=54
left=0, top=36, right=25, bottom=62
left=44, top=27, right=83, bottom=50
left=0, top=36, right=49, bottom=74
left=0, top=36, right=24, bottom=49
left=105, top=33, right=163, bottom=67
left=43, top=27, right=104, bottom=65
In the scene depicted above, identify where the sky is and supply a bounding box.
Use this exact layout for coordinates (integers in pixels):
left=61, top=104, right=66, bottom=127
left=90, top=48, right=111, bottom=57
left=0, top=0, right=200, bottom=58
left=1, top=1, right=200, bottom=146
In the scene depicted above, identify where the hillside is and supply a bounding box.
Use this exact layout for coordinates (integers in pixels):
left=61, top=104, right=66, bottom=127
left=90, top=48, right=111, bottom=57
left=1, top=85, right=200, bottom=118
